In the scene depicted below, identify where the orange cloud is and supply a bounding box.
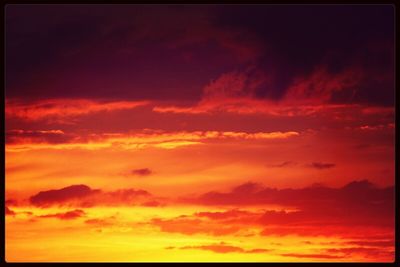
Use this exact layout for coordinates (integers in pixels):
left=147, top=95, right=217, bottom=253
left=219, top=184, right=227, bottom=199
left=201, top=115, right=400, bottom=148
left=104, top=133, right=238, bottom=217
left=6, top=129, right=300, bottom=152
left=280, top=253, right=343, bottom=259
left=178, top=242, right=271, bottom=254
left=151, top=217, right=242, bottom=236
left=84, top=216, right=117, bottom=227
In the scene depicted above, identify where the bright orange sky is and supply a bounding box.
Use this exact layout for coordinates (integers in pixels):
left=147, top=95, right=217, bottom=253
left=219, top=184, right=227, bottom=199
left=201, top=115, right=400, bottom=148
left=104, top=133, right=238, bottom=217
left=5, top=4, right=395, bottom=262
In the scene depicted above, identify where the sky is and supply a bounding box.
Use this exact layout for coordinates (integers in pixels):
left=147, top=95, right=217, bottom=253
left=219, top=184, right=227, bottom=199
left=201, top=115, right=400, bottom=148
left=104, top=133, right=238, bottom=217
left=5, top=4, right=395, bottom=262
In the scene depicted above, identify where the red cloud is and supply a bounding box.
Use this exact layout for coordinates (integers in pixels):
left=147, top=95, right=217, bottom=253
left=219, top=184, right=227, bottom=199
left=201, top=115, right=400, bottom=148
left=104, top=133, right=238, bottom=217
left=201, top=67, right=268, bottom=102
left=284, top=65, right=363, bottom=104
left=309, top=162, right=336, bottom=169
left=152, top=64, right=369, bottom=116
left=325, top=247, right=394, bottom=261
left=5, top=206, right=16, bottom=216
left=267, top=161, right=297, bottom=168
left=6, top=129, right=75, bottom=145
left=280, top=242, right=394, bottom=261
left=344, top=240, right=394, bottom=248
left=177, top=180, right=394, bottom=239
left=195, top=209, right=255, bottom=220
left=38, top=209, right=85, bottom=220
left=29, top=184, right=154, bottom=207
left=5, top=98, right=149, bottom=122
left=188, top=180, right=393, bottom=226
left=131, top=168, right=152, bottom=176
left=30, top=184, right=100, bottom=207
left=141, top=200, right=163, bottom=207
left=84, top=216, right=117, bottom=227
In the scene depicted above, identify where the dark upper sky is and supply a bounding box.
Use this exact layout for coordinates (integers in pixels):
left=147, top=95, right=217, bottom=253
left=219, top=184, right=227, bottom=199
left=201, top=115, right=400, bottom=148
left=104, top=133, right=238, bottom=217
left=5, top=4, right=395, bottom=105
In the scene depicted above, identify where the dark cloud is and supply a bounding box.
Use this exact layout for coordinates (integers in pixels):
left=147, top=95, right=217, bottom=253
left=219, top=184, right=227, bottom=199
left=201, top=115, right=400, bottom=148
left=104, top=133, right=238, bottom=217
left=131, top=168, right=152, bottom=176
left=30, top=184, right=100, bottom=207
left=309, top=162, right=336, bottom=169
left=267, top=161, right=297, bottom=168
left=6, top=129, right=75, bottom=144
left=5, top=5, right=394, bottom=106
left=38, top=209, right=85, bottom=220
left=215, top=6, right=394, bottom=105
left=29, top=184, right=154, bottom=207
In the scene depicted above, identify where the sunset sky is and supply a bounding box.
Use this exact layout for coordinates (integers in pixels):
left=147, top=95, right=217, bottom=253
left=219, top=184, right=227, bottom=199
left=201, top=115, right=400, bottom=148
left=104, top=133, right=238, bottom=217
left=5, top=4, right=395, bottom=262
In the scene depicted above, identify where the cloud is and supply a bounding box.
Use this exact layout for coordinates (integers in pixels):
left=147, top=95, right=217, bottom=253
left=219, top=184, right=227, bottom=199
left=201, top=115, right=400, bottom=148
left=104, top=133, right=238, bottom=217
left=84, top=216, right=117, bottom=227
left=152, top=64, right=366, bottom=116
left=29, top=184, right=154, bottom=207
left=151, top=217, right=242, bottom=236
left=38, top=209, right=86, bottom=220
left=178, top=242, right=270, bottom=254
left=151, top=46, right=393, bottom=116
left=141, top=200, right=163, bottom=207
left=6, top=99, right=149, bottom=122
left=325, top=246, right=394, bottom=260
left=195, top=209, right=256, bottom=220
left=308, top=162, right=336, bottom=169
left=5, top=129, right=74, bottom=145
left=358, top=124, right=394, bottom=131
left=101, top=188, right=150, bottom=203
left=283, top=65, right=363, bottom=105
left=5, top=199, right=19, bottom=206
left=151, top=204, right=392, bottom=240
left=6, top=130, right=300, bottom=152
left=267, top=161, right=297, bottom=168
left=5, top=206, right=16, bottom=216
left=190, top=180, right=391, bottom=208
left=326, top=247, right=391, bottom=255
left=344, top=240, right=394, bottom=248
left=183, top=180, right=394, bottom=233
left=131, top=168, right=152, bottom=176
left=201, top=67, right=268, bottom=102
left=281, top=253, right=343, bottom=259
left=281, top=243, right=394, bottom=261
left=151, top=209, right=263, bottom=236
left=30, top=184, right=100, bottom=207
